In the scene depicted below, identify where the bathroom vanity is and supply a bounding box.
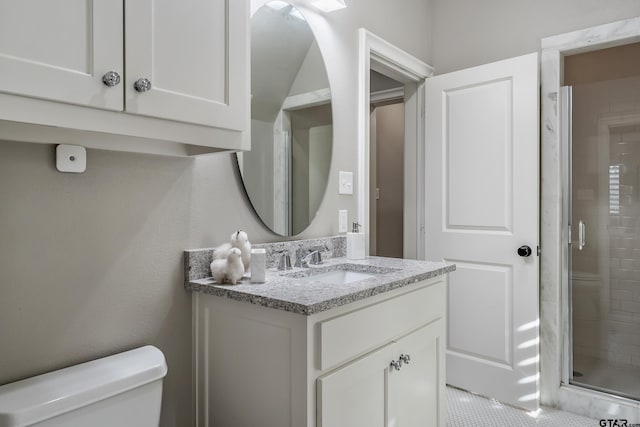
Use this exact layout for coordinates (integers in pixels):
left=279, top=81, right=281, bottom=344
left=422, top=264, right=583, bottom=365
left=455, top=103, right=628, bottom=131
left=185, top=249, right=454, bottom=427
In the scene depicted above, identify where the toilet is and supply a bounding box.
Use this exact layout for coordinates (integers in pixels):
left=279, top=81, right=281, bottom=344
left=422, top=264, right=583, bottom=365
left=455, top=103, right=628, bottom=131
left=0, top=345, right=167, bottom=427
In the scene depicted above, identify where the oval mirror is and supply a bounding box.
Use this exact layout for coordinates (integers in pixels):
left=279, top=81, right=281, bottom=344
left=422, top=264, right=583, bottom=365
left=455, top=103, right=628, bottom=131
left=237, top=1, right=333, bottom=236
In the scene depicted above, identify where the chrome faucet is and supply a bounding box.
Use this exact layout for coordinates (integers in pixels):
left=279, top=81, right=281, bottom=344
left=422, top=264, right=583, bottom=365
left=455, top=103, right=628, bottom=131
left=296, top=245, right=326, bottom=268
left=277, top=250, right=292, bottom=270
left=301, top=250, right=322, bottom=267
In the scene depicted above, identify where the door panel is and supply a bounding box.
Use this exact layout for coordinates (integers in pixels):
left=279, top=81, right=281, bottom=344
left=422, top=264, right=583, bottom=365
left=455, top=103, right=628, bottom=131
left=317, top=343, right=394, bottom=427
left=446, top=79, right=513, bottom=231
left=0, top=0, right=123, bottom=109
left=447, top=262, right=513, bottom=365
left=425, top=53, right=539, bottom=410
left=390, top=320, right=446, bottom=427
left=125, top=0, right=248, bottom=129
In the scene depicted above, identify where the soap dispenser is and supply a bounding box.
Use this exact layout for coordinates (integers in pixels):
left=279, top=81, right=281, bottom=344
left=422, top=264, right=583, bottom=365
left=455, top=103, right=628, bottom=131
left=347, top=222, right=365, bottom=260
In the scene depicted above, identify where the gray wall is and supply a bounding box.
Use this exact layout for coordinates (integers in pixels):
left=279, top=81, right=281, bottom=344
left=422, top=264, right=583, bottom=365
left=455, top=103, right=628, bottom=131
left=245, top=119, right=276, bottom=227
left=430, top=0, right=640, bottom=74
left=374, top=103, right=405, bottom=259
left=0, top=0, right=431, bottom=426
left=289, top=41, right=330, bottom=97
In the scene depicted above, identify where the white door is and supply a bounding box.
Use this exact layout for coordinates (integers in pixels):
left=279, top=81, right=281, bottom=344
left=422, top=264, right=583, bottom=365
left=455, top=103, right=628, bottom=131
left=125, top=0, right=248, bottom=130
left=425, top=53, right=539, bottom=410
left=0, top=1, right=123, bottom=109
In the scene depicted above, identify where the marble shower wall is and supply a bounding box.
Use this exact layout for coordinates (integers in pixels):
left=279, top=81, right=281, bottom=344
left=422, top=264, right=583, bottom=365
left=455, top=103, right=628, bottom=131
left=541, top=16, right=640, bottom=419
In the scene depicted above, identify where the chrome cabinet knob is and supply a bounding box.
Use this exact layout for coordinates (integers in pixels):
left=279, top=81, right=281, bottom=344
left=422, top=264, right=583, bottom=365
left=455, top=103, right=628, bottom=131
left=102, top=71, right=121, bottom=87
left=134, top=78, right=152, bottom=93
left=399, top=354, right=411, bottom=365
left=390, top=360, right=402, bottom=371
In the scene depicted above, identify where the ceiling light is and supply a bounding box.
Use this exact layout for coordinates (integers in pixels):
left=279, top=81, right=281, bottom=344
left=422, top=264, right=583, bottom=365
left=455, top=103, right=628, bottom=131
left=312, top=0, right=347, bottom=12
left=266, top=0, right=289, bottom=10
left=289, top=8, right=305, bottom=20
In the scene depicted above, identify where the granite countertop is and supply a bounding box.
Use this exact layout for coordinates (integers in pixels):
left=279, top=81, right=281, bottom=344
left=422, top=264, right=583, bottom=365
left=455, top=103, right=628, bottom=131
left=186, top=256, right=455, bottom=315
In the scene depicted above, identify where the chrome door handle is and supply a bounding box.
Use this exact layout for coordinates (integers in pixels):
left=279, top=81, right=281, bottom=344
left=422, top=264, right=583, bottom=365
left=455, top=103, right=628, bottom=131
left=578, top=220, right=586, bottom=251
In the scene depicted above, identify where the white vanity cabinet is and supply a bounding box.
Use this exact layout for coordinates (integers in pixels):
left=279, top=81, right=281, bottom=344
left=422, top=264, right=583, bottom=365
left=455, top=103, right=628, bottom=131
left=193, top=276, right=446, bottom=427
left=318, top=321, right=444, bottom=427
left=0, top=0, right=248, bottom=155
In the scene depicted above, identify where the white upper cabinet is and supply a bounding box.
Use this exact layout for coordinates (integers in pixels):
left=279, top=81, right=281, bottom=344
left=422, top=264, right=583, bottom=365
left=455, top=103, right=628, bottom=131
left=0, top=0, right=249, bottom=155
left=0, top=0, right=123, bottom=110
left=125, top=0, right=247, bottom=129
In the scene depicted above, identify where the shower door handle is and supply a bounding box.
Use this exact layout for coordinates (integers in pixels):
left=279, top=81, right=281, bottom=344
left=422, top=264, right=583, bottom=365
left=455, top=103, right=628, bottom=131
left=578, top=220, right=586, bottom=251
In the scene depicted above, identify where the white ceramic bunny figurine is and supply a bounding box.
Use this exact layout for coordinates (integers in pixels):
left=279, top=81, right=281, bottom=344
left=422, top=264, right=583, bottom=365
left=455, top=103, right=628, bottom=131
left=210, top=248, right=245, bottom=285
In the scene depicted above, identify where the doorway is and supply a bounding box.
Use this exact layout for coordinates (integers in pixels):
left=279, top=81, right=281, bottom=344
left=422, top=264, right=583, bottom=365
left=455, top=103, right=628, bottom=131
left=357, top=29, right=433, bottom=260
left=541, top=17, right=640, bottom=420
left=369, top=70, right=405, bottom=258
left=562, top=41, right=640, bottom=401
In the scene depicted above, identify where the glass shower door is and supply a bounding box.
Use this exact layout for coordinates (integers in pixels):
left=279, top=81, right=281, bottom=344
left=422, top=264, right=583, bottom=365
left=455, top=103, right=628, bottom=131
left=565, top=78, right=640, bottom=400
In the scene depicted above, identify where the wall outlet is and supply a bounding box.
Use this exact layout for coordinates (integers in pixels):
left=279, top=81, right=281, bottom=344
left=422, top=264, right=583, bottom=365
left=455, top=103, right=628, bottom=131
left=339, top=210, right=348, bottom=233
left=339, top=171, right=353, bottom=195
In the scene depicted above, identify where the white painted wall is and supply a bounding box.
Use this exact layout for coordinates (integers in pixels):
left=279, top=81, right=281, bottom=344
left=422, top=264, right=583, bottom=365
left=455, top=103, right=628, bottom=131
left=0, top=1, right=432, bottom=425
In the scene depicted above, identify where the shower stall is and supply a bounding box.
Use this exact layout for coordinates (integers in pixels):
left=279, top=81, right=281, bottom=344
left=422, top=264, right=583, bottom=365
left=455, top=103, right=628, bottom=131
left=563, top=42, right=640, bottom=402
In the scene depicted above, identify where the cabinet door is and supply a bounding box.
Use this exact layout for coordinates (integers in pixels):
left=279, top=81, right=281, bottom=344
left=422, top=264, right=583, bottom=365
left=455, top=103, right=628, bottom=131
left=0, top=0, right=123, bottom=110
left=317, top=343, right=396, bottom=427
left=125, top=0, right=248, bottom=130
left=389, top=320, right=446, bottom=427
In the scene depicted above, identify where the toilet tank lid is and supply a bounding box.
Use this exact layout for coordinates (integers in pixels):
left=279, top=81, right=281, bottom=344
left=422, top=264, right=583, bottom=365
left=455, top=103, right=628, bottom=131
left=0, top=345, right=167, bottom=427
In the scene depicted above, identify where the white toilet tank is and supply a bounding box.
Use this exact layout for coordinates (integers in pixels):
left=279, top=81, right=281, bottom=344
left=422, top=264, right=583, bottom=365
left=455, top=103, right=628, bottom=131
left=0, top=345, right=167, bottom=427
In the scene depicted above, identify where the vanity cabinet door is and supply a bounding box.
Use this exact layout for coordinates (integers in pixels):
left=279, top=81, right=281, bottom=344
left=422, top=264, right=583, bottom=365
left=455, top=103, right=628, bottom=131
left=389, top=320, right=446, bottom=427
left=317, top=343, right=396, bottom=427
left=0, top=1, right=123, bottom=110
left=124, top=0, right=248, bottom=130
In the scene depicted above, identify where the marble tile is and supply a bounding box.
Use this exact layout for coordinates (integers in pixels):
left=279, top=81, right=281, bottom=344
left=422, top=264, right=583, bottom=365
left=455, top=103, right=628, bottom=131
left=541, top=17, right=640, bottom=52
left=559, top=385, right=640, bottom=422
left=540, top=43, right=564, bottom=408
left=540, top=300, right=561, bottom=406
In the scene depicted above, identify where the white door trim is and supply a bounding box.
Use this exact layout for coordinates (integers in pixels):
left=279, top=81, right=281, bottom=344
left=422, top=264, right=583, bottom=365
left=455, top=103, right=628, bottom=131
left=357, top=28, right=433, bottom=259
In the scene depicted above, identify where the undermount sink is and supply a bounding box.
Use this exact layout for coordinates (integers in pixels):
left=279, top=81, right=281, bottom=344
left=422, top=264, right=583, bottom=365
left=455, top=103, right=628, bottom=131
left=284, top=263, right=397, bottom=285
left=305, top=269, right=377, bottom=285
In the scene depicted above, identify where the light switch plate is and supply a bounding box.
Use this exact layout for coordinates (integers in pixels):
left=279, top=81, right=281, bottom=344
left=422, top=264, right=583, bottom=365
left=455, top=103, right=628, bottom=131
left=338, top=210, right=348, bottom=233
left=56, top=145, right=86, bottom=173
left=339, top=171, right=353, bottom=195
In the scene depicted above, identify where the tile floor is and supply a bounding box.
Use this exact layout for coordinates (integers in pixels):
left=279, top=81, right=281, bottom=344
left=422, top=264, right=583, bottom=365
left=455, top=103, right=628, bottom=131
left=447, top=386, right=599, bottom=426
